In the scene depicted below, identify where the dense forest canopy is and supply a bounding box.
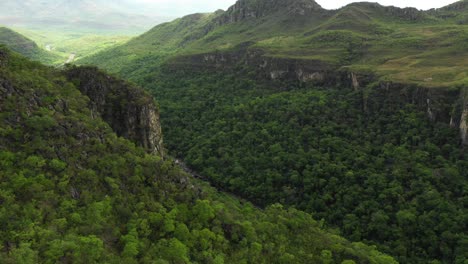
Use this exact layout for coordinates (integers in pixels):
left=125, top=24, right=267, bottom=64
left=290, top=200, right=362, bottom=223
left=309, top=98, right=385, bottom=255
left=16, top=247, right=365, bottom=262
left=1, top=0, right=468, bottom=263
left=77, top=0, right=468, bottom=263
left=132, top=67, right=468, bottom=264
left=0, top=46, right=398, bottom=263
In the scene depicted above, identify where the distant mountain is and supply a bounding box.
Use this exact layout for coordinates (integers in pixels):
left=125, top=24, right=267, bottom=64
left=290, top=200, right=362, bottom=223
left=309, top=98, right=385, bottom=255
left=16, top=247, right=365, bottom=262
left=0, top=27, right=60, bottom=63
left=0, top=0, right=174, bottom=34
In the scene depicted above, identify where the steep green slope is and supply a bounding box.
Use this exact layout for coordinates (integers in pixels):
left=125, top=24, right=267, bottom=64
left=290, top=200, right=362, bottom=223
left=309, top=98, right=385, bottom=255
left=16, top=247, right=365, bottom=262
left=77, top=12, right=219, bottom=73
left=0, top=27, right=60, bottom=64
left=0, top=47, right=397, bottom=263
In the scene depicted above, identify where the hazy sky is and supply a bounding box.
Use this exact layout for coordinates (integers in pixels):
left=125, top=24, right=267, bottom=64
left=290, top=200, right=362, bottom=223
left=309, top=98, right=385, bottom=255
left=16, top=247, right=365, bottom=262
left=135, top=0, right=460, bottom=17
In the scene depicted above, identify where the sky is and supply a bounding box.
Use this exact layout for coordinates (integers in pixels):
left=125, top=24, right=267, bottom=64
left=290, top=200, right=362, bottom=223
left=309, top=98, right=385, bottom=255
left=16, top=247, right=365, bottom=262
left=134, top=0, right=460, bottom=17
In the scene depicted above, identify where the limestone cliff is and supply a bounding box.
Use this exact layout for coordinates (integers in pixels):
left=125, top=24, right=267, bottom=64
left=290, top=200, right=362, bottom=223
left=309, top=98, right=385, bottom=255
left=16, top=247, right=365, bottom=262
left=167, top=49, right=467, bottom=145
left=65, top=66, right=164, bottom=157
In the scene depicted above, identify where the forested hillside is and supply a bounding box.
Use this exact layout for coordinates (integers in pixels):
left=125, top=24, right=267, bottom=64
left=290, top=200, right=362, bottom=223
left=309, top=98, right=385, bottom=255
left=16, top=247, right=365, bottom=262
left=79, top=0, right=468, bottom=263
left=0, top=27, right=60, bottom=64
left=0, top=46, right=398, bottom=263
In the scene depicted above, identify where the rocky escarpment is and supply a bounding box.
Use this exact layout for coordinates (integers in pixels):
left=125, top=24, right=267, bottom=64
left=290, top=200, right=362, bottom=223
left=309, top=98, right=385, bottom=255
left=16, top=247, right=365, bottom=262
left=214, top=0, right=325, bottom=25
left=383, top=6, right=425, bottom=21
left=0, top=47, right=7, bottom=65
left=460, top=88, right=468, bottom=144
left=168, top=49, right=468, bottom=145
left=345, top=2, right=426, bottom=21
left=65, top=66, right=164, bottom=157
left=437, top=0, right=468, bottom=11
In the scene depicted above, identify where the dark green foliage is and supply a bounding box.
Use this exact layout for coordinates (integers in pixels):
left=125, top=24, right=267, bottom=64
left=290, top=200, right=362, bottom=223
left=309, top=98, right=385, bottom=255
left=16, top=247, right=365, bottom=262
left=138, top=69, right=467, bottom=264
left=0, top=47, right=395, bottom=263
left=73, top=1, right=468, bottom=263
left=72, top=2, right=468, bottom=263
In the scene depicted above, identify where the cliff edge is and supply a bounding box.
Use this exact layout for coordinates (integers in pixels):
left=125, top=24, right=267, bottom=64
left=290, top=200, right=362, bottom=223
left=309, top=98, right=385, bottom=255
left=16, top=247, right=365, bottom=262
left=65, top=66, right=164, bottom=157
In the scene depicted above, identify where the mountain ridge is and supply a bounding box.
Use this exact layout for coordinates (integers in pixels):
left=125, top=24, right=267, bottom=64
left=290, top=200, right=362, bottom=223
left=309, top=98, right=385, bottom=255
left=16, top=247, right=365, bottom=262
left=216, top=0, right=325, bottom=24
left=80, top=0, right=468, bottom=86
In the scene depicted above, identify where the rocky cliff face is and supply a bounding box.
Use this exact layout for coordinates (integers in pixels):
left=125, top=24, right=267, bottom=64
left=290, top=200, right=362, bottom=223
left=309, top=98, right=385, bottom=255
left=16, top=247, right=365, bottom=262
left=346, top=3, right=425, bottom=21
left=0, top=48, right=6, bottom=65
left=65, top=66, right=164, bottom=157
left=460, top=88, right=468, bottom=145
left=383, top=6, right=424, bottom=21
left=168, top=49, right=467, bottom=145
left=438, top=0, right=468, bottom=11
left=214, top=0, right=324, bottom=25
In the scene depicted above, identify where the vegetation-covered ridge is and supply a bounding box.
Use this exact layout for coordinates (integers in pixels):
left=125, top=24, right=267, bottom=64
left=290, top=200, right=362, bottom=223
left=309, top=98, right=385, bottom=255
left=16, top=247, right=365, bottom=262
left=81, top=0, right=468, bottom=87
left=64, top=65, right=164, bottom=157
left=0, top=46, right=397, bottom=263
left=0, top=28, right=60, bottom=64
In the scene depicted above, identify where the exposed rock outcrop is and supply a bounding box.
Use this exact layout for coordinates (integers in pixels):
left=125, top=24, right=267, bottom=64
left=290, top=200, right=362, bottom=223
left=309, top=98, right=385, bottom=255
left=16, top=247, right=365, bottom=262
left=460, top=88, right=468, bottom=145
left=0, top=78, right=15, bottom=105
left=345, top=2, right=426, bottom=21
left=167, top=49, right=467, bottom=145
left=168, top=48, right=368, bottom=88
left=65, top=66, right=164, bottom=157
left=214, top=0, right=325, bottom=25
left=384, top=6, right=424, bottom=21
left=0, top=47, right=8, bottom=66
left=437, top=0, right=468, bottom=11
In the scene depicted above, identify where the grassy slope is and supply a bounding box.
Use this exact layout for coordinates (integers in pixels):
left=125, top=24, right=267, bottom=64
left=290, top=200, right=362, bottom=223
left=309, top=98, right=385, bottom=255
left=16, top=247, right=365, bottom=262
left=81, top=0, right=468, bottom=87
left=79, top=13, right=218, bottom=73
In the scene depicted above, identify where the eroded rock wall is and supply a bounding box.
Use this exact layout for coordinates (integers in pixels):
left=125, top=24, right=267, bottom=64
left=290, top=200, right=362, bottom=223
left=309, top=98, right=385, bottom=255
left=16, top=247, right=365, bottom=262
left=167, top=49, right=466, bottom=145
left=65, top=66, right=164, bottom=157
